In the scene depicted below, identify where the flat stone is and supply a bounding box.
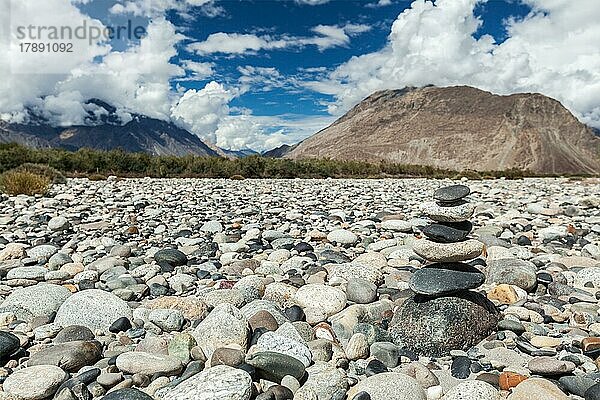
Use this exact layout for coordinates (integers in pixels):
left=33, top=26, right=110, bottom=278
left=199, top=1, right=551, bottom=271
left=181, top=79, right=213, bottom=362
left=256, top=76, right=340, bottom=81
left=390, top=291, right=499, bottom=357
left=256, top=331, right=312, bottom=367
left=328, top=263, right=384, bottom=285
left=421, top=221, right=472, bottom=243
left=380, top=219, right=412, bottom=232
left=116, top=352, right=183, bottom=376
left=433, top=185, right=471, bottom=203
left=486, top=259, right=538, bottom=291
left=327, top=229, right=358, bottom=245
left=409, top=263, right=485, bottom=296
left=3, top=365, right=68, bottom=400
left=246, top=351, right=306, bottom=382
left=527, top=356, right=576, bottom=376
left=54, top=289, right=133, bottom=331
left=154, top=249, right=188, bottom=266
left=161, top=365, right=252, bottom=400
left=421, top=201, right=475, bottom=223
left=412, top=239, right=484, bottom=262
left=28, top=340, right=102, bottom=372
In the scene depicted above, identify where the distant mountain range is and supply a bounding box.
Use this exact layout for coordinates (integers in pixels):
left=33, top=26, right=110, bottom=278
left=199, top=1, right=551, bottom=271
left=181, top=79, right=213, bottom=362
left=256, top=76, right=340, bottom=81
left=284, top=86, right=600, bottom=175
left=2, top=89, right=600, bottom=174
left=0, top=99, right=219, bottom=157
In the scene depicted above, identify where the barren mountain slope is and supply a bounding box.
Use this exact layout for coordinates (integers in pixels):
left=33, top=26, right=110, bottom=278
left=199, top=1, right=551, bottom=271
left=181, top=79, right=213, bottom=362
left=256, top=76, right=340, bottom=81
left=286, top=86, right=600, bottom=174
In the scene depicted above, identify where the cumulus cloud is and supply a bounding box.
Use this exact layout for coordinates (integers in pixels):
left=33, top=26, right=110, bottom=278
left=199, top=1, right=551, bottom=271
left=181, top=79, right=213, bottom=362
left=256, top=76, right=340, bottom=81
left=171, top=81, right=236, bottom=144
left=188, top=23, right=372, bottom=55
left=307, top=0, right=600, bottom=127
left=109, top=0, right=224, bottom=18
left=214, top=114, right=335, bottom=152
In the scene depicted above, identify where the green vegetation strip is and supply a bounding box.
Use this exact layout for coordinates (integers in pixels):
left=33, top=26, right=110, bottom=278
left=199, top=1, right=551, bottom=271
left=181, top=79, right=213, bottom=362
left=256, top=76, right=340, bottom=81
left=0, top=143, right=580, bottom=180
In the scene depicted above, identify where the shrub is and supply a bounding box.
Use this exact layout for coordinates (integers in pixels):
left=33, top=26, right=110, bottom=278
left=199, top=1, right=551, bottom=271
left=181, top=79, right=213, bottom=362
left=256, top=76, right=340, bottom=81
left=229, top=174, right=246, bottom=180
left=0, top=170, right=52, bottom=196
left=88, top=173, right=107, bottom=181
left=13, top=163, right=67, bottom=184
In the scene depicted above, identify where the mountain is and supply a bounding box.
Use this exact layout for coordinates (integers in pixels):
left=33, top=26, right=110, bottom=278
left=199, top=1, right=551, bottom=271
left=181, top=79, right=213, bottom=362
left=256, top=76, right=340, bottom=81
left=0, top=99, right=219, bottom=157
left=286, top=86, right=600, bottom=175
left=220, top=148, right=260, bottom=158
left=262, top=144, right=294, bottom=158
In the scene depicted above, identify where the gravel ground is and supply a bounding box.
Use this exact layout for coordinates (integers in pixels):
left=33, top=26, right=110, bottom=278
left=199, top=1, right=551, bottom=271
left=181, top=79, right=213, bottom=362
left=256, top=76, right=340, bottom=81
left=0, top=177, right=599, bottom=400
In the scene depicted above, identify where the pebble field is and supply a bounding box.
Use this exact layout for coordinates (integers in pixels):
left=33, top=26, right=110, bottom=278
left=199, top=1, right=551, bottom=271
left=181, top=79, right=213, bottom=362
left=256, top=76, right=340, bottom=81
left=0, top=177, right=600, bottom=400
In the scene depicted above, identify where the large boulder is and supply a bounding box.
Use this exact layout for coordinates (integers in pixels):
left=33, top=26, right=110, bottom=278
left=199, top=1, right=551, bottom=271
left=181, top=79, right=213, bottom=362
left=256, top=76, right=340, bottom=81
left=55, top=289, right=132, bottom=331
left=0, top=283, right=71, bottom=322
left=389, top=291, right=499, bottom=357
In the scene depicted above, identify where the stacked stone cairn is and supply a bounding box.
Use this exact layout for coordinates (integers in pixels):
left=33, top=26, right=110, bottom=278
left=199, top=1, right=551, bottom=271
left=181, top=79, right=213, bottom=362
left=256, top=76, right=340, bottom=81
left=389, top=184, right=499, bottom=357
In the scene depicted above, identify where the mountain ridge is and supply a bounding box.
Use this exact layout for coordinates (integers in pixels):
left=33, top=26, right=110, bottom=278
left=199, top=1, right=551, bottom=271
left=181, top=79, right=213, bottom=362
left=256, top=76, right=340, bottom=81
left=285, top=86, right=600, bottom=175
left=0, top=100, right=219, bottom=157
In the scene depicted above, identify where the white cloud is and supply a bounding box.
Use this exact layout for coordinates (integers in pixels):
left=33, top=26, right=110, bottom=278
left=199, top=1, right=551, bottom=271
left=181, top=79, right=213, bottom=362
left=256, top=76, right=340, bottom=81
left=214, top=114, right=335, bottom=152
left=171, top=81, right=236, bottom=144
left=188, top=23, right=372, bottom=55
left=307, top=0, right=600, bottom=128
left=181, top=61, right=215, bottom=80
left=366, top=0, right=393, bottom=8
left=110, top=0, right=223, bottom=18
left=295, top=0, right=331, bottom=5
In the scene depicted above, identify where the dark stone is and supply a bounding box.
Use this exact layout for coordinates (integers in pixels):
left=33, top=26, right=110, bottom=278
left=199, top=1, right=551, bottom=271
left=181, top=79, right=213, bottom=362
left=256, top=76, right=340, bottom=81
left=421, top=222, right=472, bottom=243
left=154, top=249, right=188, bottom=267
left=149, top=283, right=169, bottom=297
left=517, top=235, right=532, bottom=246
left=169, top=361, right=204, bottom=388
left=102, top=388, right=153, bottom=400
left=433, top=185, right=470, bottom=203
left=284, top=306, right=305, bottom=322
left=586, top=382, right=600, bottom=400
left=294, top=242, right=314, bottom=253
left=389, top=291, right=499, bottom=357
left=559, top=375, right=597, bottom=397
left=497, top=319, right=526, bottom=334
left=196, top=270, right=211, bottom=279
left=365, top=359, right=388, bottom=376
left=537, top=272, right=553, bottom=285
left=409, top=263, right=485, bottom=296
left=515, top=338, right=538, bottom=355
left=0, top=331, right=20, bottom=358
left=397, top=348, right=418, bottom=361
left=28, top=340, right=102, bottom=372
left=318, top=250, right=351, bottom=264
left=352, top=392, right=372, bottom=400
left=451, top=356, right=471, bottom=379
left=109, top=317, right=132, bottom=334
left=476, top=372, right=500, bottom=388
left=246, top=351, right=305, bottom=383
left=264, top=385, right=294, bottom=400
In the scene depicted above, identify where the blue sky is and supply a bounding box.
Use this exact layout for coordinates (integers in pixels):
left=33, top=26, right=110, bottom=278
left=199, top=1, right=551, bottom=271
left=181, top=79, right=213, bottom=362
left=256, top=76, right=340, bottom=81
left=172, top=0, right=532, bottom=118
left=3, top=0, right=599, bottom=151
